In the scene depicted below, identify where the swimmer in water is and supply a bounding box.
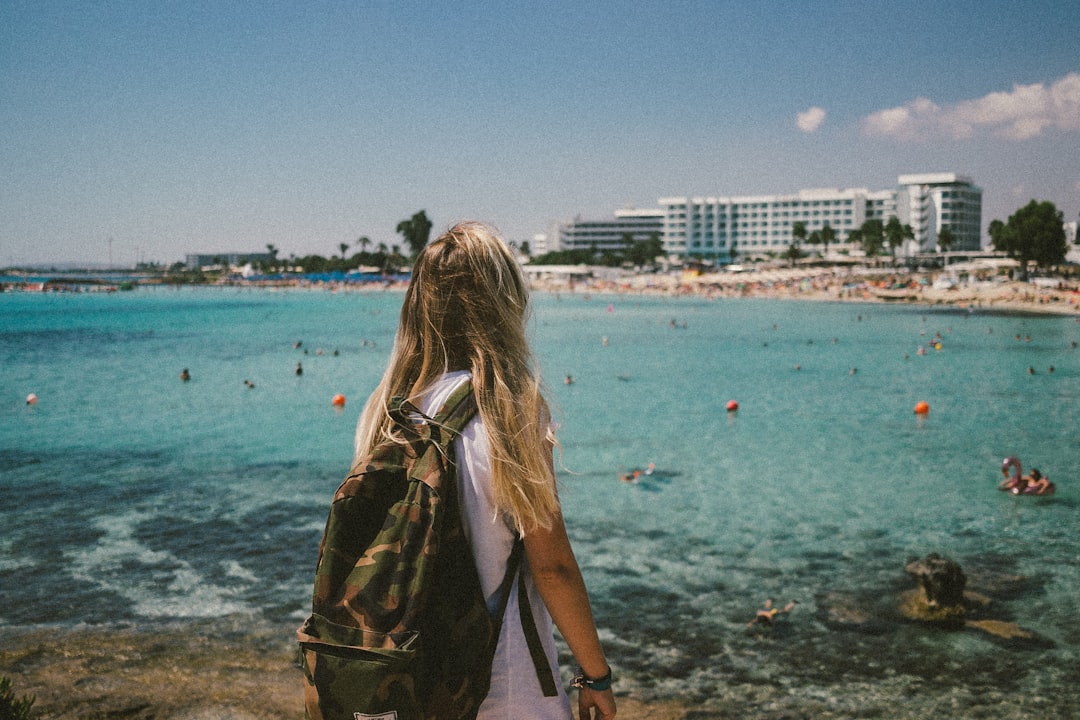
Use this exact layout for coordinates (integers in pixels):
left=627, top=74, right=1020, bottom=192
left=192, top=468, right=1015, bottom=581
left=747, top=599, right=797, bottom=628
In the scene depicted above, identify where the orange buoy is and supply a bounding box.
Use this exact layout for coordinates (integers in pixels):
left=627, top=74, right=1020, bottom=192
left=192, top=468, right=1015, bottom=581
left=726, top=400, right=739, bottom=412
left=331, top=393, right=346, bottom=407
left=914, top=400, right=930, bottom=414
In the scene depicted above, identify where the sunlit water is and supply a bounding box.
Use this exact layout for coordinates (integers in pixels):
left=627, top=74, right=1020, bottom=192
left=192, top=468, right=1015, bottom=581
left=2, top=287, right=1078, bottom=713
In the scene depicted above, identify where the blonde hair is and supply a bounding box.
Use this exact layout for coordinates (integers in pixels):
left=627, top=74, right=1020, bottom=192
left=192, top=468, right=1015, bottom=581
left=354, top=221, right=559, bottom=534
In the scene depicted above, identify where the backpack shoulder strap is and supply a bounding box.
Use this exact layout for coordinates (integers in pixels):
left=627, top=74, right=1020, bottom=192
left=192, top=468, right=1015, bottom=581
left=431, top=378, right=476, bottom=436
left=427, top=377, right=558, bottom=696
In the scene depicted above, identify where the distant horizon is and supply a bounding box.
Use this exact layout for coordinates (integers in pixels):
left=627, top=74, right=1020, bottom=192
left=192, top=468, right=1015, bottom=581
left=3, top=2, right=1077, bottom=266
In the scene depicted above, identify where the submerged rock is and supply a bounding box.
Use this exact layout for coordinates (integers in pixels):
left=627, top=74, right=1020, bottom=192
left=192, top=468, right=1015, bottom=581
left=899, top=553, right=1052, bottom=647
left=964, top=619, right=1033, bottom=640
left=904, top=553, right=967, bottom=608
left=901, top=553, right=969, bottom=627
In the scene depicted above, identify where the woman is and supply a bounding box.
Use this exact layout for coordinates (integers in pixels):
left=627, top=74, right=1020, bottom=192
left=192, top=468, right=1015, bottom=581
left=354, top=222, right=616, bottom=720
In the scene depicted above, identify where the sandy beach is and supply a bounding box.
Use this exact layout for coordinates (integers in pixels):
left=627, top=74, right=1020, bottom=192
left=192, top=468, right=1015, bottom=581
left=528, top=266, right=1080, bottom=317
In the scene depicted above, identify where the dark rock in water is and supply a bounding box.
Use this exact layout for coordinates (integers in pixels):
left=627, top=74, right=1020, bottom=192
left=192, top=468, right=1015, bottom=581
left=904, top=552, right=966, bottom=608
left=901, top=553, right=969, bottom=627
left=898, top=588, right=967, bottom=627
left=899, top=554, right=1051, bottom=646
left=815, top=591, right=893, bottom=635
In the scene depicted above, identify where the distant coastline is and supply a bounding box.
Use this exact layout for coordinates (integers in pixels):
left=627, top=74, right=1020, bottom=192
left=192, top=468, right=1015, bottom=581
left=4, top=265, right=1078, bottom=316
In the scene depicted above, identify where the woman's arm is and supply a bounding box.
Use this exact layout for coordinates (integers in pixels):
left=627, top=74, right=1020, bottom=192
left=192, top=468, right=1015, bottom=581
left=523, top=514, right=616, bottom=719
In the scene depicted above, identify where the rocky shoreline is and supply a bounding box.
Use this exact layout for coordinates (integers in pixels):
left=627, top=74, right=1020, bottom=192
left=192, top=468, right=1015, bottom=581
left=0, top=623, right=687, bottom=720
left=3, top=620, right=1076, bottom=719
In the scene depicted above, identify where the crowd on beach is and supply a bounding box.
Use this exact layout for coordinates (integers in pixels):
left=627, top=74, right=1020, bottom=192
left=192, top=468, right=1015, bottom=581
left=6, top=264, right=1080, bottom=316
left=238, top=264, right=1080, bottom=315
left=521, top=266, right=1080, bottom=316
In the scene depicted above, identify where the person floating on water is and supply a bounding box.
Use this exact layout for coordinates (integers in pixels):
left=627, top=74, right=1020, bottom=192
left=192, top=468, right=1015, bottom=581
left=179, top=368, right=190, bottom=382
left=1025, top=469, right=1052, bottom=494
left=747, top=598, right=797, bottom=628
left=619, top=463, right=656, bottom=483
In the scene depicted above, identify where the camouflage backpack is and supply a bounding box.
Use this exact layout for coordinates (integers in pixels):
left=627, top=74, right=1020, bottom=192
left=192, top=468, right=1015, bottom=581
left=297, top=380, right=557, bottom=720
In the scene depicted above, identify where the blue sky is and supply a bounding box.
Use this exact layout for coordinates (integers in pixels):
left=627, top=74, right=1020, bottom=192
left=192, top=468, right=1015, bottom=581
left=2, top=0, right=1078, bottom=266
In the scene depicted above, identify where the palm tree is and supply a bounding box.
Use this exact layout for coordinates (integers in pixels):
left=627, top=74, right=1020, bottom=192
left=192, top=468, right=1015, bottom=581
left=859, top=219, right=885, bottom=257
left=792, top=221, right=807, bottom=250
left=886, top=219, right=914, bottom=261
left=396, top=210, right=433, bottom=258
left=820, top=224, right=836, bottom=257
left=357, top=236, right=371, bottom=254
left=937, top=226, right=956, bottom=253
left=784, top=242, right=803, bottom=267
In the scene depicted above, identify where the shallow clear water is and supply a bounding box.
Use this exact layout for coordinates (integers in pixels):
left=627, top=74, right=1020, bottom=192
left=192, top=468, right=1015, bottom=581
left=2, top=287, right=1079, bottom=710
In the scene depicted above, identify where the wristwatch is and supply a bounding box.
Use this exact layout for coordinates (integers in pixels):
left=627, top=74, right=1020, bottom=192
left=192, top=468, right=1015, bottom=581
left=571, top=667, right=613, bottom=692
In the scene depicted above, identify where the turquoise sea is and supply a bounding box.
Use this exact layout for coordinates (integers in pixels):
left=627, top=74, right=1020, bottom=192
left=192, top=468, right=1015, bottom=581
left=2, top=287, right=1079, bottom=716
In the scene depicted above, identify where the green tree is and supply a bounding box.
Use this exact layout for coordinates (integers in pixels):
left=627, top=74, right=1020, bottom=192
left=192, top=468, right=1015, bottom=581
left=792, top=221, right=807, bottom=249
left=820, top=223, right=836, bottom=256
left=989, top=200, right=1067, bottom=279
left=807, top=229, right=822, bottom=255
left=937, top=231, right=954, bottom=255
left=883, top=217, right=913, bottom=260
left=396, top=210, right=433, bottom=258
left=265, top=244, right=279, bottom=272
left=858, top=219, right=885, bottom=257
left=357, top=236, right=371, bottom=253
left=784, top=242, right=803, bottom=267
left=627, top=233, right=664, bottom=267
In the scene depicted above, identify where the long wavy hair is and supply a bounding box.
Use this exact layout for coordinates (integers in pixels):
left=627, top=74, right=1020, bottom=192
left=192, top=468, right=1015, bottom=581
left=354, top=221, right=559, bottom=534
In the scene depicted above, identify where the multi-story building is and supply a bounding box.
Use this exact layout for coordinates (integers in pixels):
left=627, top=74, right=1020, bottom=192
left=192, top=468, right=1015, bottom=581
left=896, top=173, right=982, bottom=253
left=659, top=173, right=981, bottom=260
left=185, top=252, right=273, bottom=270
left=550, top=208, right=664, bottom=253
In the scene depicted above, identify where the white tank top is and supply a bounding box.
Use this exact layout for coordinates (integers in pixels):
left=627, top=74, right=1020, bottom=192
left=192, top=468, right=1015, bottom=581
left=420, top=371, right=571, bottom=719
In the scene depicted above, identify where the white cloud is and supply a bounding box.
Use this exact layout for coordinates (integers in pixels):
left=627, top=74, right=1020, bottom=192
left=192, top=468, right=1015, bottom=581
left=796, top=106, right=827, bottom=133
left=861, top=72, right=1080, bottom=141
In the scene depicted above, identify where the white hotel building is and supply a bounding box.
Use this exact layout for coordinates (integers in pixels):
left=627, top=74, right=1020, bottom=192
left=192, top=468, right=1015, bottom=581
left=658, top=173, right=982, bottom=260
left=548, top=208, right=665, bottom=254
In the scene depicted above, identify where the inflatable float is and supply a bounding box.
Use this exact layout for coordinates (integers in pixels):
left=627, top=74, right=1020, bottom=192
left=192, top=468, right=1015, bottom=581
left=999, top=456, right=1055, bottom=496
